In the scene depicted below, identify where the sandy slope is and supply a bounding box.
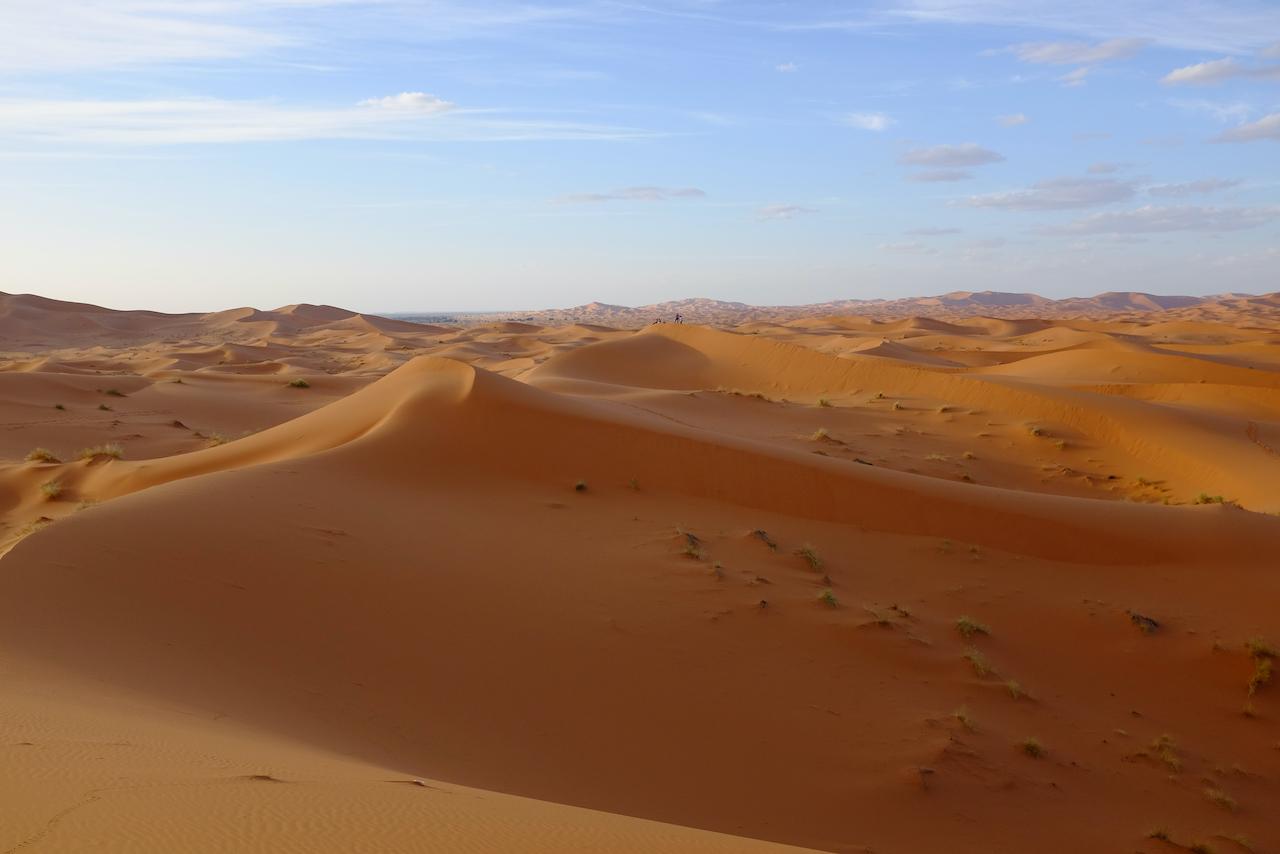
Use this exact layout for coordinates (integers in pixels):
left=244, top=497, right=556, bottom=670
left=2, top=291, right=1279, bottom=853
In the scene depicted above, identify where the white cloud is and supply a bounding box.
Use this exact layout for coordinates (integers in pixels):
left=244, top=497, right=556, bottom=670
left=1213, top=112, right=1280, bottom=142
left=905, top=227, right=962, bottom=236
left=964, top=177, right=1136, bottom=211
left=905, top=169, right=973, bottom=182
left=556, top=187, right=706, bottom=204
left=1008, top=38, right=1148, bottom=65
left=898, top=143, right=1004, bottom=167
left=842, top=112, right=895, bottom=131
left=1168, top=98, right=1254, bottom=123
left=1147, top=178, right=1240, bottom=198
left=1087, top=161, right=1126, bottom=174
left=1162, top=57, right=1280, bottom=85
left=886, top=1, right=1280, bottom=54
left=878, top=241, right=937, bottom=254
left=0, top=96, right=649, bottom=146
left=776, top=62, right=798, bottom=72
left=996, top=113, right=1028, bottom=126
left=757, top=204, right=816, bottom=221
left=1039, top=204, right=1280, bottom=235
left=1059, top=67, right=1091, bottom=87
left=358, top=93, right=452, bottom=112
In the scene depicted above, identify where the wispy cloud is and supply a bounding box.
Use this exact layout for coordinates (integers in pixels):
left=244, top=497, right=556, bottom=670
left=996, top=113, right=1028, bottom=126
left=841, top=112, right=895, bottom=131
left=964, top=178, right=1136, bottom=211
left=905, top=227, right=962, bottom=236
left=0, top=95, right=649, bottom=145
left=1006, top=38, right=1148, bottom=65
left=898, top=143, right=1004, bottom=167
left=878, top=241, right=937, bottom=254
left=887, top=1, right=1280, bottom=53
left=1212, top=112, right=1280, bottom=143
left=757, top=203, right=816, bottom=221
left=906, top=169, right=973, bottom=182
left=776, top=61, right=798, bottom=73
left=1147, top=178, right=1241, bottom=198
left=1162, top=57, right=1280, bottom=85
left=1167, top=98, right=1254, bottom=123
left=1039, top=204, right=1280, bottom=235
left=555, top=186, right=706, bottom=204
left=1087, top=161, right=1127, bottom=174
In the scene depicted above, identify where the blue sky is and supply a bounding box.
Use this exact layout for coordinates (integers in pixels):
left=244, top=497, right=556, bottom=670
left=1, top=1, right=1278, bottom=313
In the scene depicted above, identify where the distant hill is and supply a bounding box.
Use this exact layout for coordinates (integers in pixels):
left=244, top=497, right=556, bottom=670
left=412, top=290, right=1272, bottom=328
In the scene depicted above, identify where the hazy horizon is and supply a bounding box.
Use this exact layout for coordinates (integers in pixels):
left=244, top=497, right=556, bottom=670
left=3, top=1, right=1278, bottom=314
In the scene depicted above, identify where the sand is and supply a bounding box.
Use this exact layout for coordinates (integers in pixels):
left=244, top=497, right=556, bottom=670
left=1, top=289, right=1278, bottom=853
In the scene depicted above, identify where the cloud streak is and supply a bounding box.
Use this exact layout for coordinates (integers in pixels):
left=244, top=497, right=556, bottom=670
left=1039, top=205, right=1280, bottom=235
left=555, top=186, right=706, bottom=204
left=898, top=143, right=1004, bottom=167
left=964, top=178, right=1136, bottom=211
left=1213, top=113, right=1280, bottom=143
left=0, top=95, right=649, bottom=145
left=1162, top=57, right=1280, bottom=85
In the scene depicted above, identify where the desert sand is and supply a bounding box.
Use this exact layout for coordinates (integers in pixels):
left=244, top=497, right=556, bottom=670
left=2, top=289, right=1279, bottom=853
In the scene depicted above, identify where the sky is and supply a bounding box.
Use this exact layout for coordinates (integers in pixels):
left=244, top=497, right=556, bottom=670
left=1, top=1, right=1278, bottom=313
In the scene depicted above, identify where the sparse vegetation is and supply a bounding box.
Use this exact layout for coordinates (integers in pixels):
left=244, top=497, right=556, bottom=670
left=962, top=450, right=976, bottom=460
left=964, top=647, right=992, bottom=677
left=1005, top=680, right=1026, bottom=700
left=752, top=529, right=777, bottom=550
left=955, top=616, right=989, bottom=639
left=287, top=378, right=311, bottom=388
left=891, top=401, right=903, bottom=411
left=1018, top=737, right=1044, bottom=758
left=1247, top=637, right=1274, bottom=696
left=1194, top=492, right=1225, bottom=505
left=25, top=447, right=60, bottom=464
left=574, top=479, right=588, bottom=492
left=98, top=403, right=112, bottom=411
left=1149, top=734, right=1181, bottom=771
left=818, top=588, right=839, bottom=608
left=1129, top=611, right=1161, bottom=634
left=54, top=403, right=65, bottom=411
left=795, top=544, right=822, bottom=571
left=77, top=443, right=124, bottom=461
left=817, top=398, right=832, bottom=408
left=1146, top=828, right=1171, bottom=842
left=953, top=707, right=975, bottom=730
left=40, top=480, right=63, bottom=500
left=1203, top=787, right=1237, bottom=812
left=104, top=388, right=126, bottom=397
left=1189, top=843, right=1215, bottom=854
left=810, top=427, right=829, bottom=441
left=1028, top=425, right=1046, bottom=437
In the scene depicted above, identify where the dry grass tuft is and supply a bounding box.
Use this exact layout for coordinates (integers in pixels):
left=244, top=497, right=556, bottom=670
left=25, top=447, right=60, bottom=464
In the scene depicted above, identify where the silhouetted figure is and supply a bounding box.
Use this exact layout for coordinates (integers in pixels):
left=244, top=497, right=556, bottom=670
left=674, top=312, right=683, bottom=324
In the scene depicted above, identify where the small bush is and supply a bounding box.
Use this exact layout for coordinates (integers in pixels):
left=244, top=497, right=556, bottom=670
left=287, top=378, right=311, bottom=389
left=1194, top=493, right=1225, bottom=505
left=1150, top=734, right=1181, bottom=771
left=1005, top=680, right=1025, bottom=700
left=810, top=427, right=830, bottom=441
left=1018, top=737, right=1044, bottom=758
left=817, top=398, right=832, bottom=408
left=956, top=616, right=989, bottom=639
left=54, top=403, right=66, bottom=411
left=104, top=388, right=126, bottom=397
left=77, top=443, right=124, bottom=461
left=796, top=545, right=823, bottom=571
left=818, top=588, right=839, bottom=608
left=98, top=403, right=112, bottom=411
left=25, top=447, right=60, bottom=464
left=40, top=480, right=63, bottom=500
left=1203, top=786, right=1237, bottom=811
left=574, top=479, right=587, bottom=492
left=953, top=707, right=975, bottom=730
left=964, top=647, right=992, bottom=677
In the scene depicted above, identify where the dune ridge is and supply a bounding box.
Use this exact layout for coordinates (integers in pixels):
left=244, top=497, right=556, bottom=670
left=2, top=291, right=1278, bottom=853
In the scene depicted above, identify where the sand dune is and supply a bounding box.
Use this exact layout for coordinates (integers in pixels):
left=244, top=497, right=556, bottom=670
left=2, top=291, right=1278, bottom=852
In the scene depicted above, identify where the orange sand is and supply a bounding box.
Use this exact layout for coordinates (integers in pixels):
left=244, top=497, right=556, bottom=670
left=2, top=290, right=1278, bottom=853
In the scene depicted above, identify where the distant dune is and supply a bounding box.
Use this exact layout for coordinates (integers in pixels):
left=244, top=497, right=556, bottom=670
left=1, top=290, right=1278, bottom=853
left=405, top=289, right=1278, bottom=328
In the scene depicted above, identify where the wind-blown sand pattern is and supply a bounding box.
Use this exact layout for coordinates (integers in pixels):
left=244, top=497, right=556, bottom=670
left=2, top=290, right=1279, bottom=853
